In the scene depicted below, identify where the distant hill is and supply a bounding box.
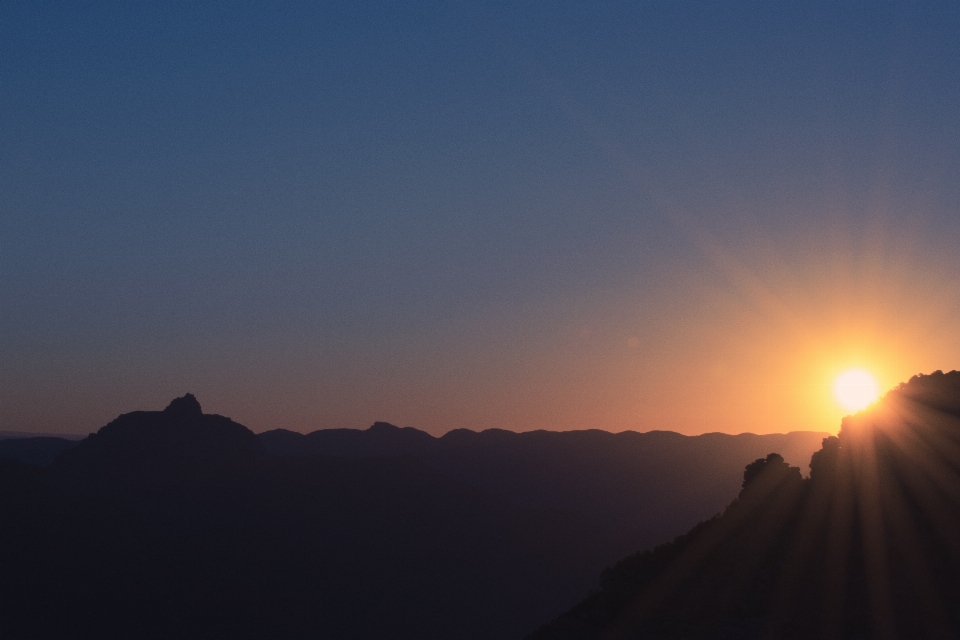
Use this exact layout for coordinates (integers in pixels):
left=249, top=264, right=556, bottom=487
left=259, top=424, right=828, bottom=554
left=0, top=394, right=830, bottom=639
left=0, top=419, right=828, bottom=556
left=0, top=430, right=84, bottom=440
left=0, top=395, right=613, bottom=639
left=528, top=370, right=960, bottom=639
left=0, top=436, right=80, bottom=466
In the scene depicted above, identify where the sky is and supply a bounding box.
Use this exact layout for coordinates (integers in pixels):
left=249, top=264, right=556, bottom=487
left=3, top=1, right=960, bottom=437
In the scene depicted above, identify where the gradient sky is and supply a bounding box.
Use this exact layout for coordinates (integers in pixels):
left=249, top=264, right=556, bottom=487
left=4, top=1, right=960, bottom=436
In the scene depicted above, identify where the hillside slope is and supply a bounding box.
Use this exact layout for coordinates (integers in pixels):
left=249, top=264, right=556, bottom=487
left=528, top=370, right=960, bottom=639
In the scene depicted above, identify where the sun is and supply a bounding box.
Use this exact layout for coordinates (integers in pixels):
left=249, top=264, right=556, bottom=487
left=833, top=369, right=879, bottom=412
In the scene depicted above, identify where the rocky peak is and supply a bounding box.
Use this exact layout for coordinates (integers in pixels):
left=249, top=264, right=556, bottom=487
left=163, top=393, right=202, bottom=417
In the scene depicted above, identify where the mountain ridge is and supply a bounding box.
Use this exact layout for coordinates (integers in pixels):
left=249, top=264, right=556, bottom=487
left=1, top=407, right=828, bottom=559
left=0, top=393, right=829, bottom=638
left=0, top=395, right=619, bottom=639
left=259, top=422, right=828, bottom=552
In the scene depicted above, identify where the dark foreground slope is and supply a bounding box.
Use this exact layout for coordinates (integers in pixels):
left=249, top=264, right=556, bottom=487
left=259, top=425, right=826, bottom=553
left=0, top=395, right=611, bottom=640
left=529, top=370, right=960, bottom=639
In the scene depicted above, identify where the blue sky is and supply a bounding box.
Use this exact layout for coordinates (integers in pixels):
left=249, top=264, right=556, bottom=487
left=3, top=2, right=960, bottom=435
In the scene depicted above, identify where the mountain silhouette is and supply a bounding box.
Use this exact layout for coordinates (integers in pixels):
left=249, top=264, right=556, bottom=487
left=1, top=412, right=826, bottom=557
left=0, top=395, right=611, bottom=639
left=528, top=370, right=960, bottom=639
left=0, top=394, right=827, bottom=639
left=52, top=394, right=265, bottom=488
left=259, top=424, right=827, bottom=555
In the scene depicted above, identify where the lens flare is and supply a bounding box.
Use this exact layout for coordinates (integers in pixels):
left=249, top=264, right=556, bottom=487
left=834, top=369, right=879, bottom=412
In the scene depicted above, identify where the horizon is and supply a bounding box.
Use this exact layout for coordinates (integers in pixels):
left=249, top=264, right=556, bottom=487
left=0, top=401, right=835, bottom=440
left=4, top=2, right=960, bottom=437
left=0, top=413, right=853, bottom=439
left=1, top=391, right=835, bottom=441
